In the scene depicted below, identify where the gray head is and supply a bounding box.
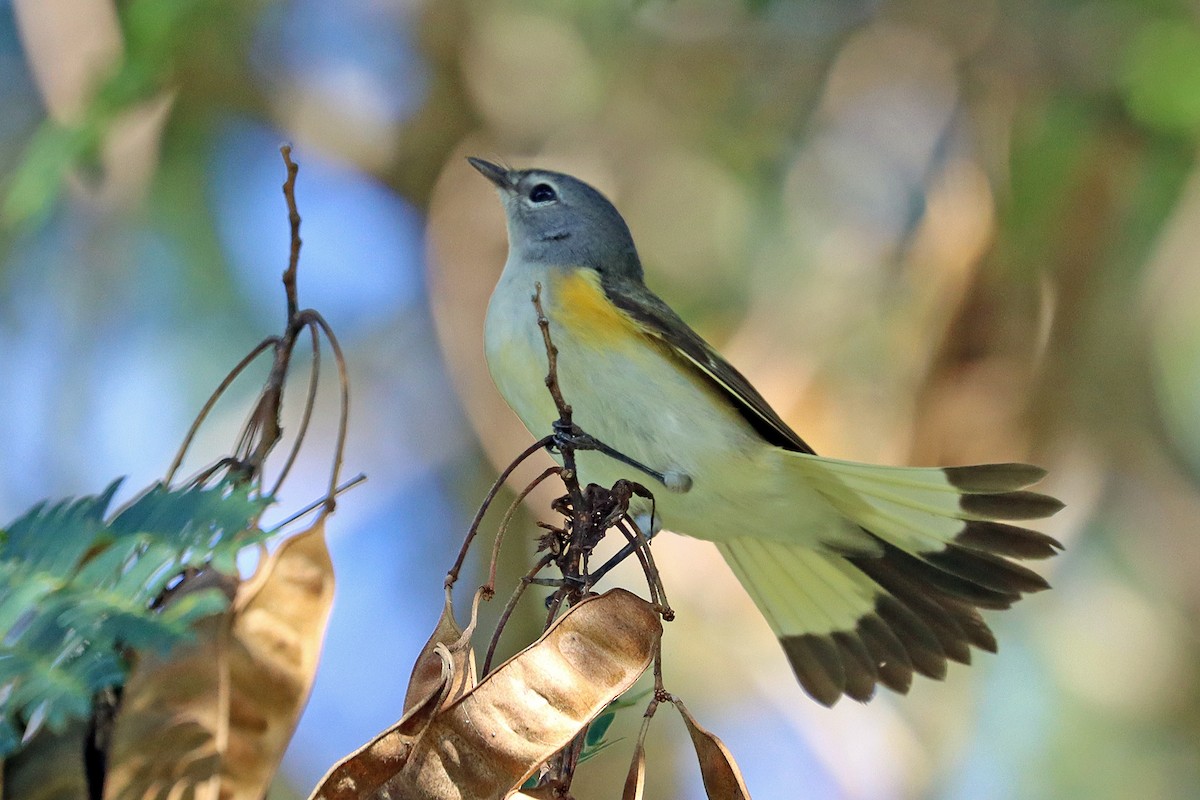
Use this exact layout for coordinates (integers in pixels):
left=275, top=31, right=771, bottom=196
left=468, top=158, right=643, bottom=281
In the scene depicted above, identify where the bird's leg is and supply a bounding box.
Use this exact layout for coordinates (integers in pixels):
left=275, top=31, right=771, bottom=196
left=549, top=420, right=691, bottom=493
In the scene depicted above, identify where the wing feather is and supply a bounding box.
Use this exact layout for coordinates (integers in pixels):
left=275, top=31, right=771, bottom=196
left=603, top=277, right=815, bottom=454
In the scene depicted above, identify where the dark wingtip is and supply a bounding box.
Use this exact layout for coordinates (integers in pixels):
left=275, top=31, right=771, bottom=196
left=925, top=544, right=1053, bottom=595
left=832, top=631, right=878, bottom=703
left=956, top=520, right=1064, bottom=559
left=960, top=490, right=1065, bottom=521
left=782, top=634, right=846, bottom=706
left=944, top=463, right=1048, bottom=493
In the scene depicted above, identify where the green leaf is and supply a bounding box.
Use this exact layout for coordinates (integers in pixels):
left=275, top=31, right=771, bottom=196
left=1, top=479, right=120, bottom=567
left=2, top=0, right=232, bottom=228
left=585, top=706, right=618, bottom=747
left=581, top=687, right=650, bottom=759
left=1122, top=18, right=1200, bottom=137
left=0, top=122, right=102, bottom=227
left=0, top=478, right=272, bottom=757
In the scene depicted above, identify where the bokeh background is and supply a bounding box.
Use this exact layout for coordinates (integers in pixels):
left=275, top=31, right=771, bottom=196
left=2, top=0, right=1199, bottom=797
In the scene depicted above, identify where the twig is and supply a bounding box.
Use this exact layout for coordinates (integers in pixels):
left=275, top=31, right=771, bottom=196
left=300, top=310, right=350, bottom=512
left=487, top=465, right=562, bottom=593
left=166, top=148, right=349, bottom=531
left=163, top=337, right=278, bottom=485
left=533, top=283, right=570, bottom=420
left=615, top=519, right=673, bottom=621
left=544, top=582, right=571, bottom=631
left=617, top=642, right=672, bottom=800
left=266, top=473, right=367, bottom=533
left=587, top=525, right=659, bottom=585
left=281, top=144, right=302, bottom=321
left=532, top=284, right=586, bottom=541
left=480, top=553, right=554, bottom=676
left=445, top=434, right=556, bottom=590
left=268, top=321, right=321, bottom=498
left=532, top=284, right=593, bottom=633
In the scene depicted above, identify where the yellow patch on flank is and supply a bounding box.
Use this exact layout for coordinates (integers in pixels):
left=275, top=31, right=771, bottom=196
left=549, top=269, right=640, bottom=348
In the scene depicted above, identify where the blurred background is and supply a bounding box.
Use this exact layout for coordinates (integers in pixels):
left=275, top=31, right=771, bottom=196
left=2, top=0, right=1199, bottom=797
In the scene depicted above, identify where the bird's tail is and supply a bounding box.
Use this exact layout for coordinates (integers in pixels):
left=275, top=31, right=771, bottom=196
left=716, top=457, right=1063, bottom=705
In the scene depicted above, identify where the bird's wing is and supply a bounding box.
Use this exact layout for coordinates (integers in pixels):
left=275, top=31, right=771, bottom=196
left=604, top=278, right=816, bottom=454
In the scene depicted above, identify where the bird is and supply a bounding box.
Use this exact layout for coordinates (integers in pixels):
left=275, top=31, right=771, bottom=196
left=469, top=157, right=1063, bottom=706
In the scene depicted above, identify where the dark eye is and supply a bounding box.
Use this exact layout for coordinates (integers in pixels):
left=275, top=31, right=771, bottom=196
left=529, top=183, right=557, bottom=203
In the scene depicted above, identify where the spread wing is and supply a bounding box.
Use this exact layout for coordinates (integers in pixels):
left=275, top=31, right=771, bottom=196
left=605, top=278, right=816, bottom=454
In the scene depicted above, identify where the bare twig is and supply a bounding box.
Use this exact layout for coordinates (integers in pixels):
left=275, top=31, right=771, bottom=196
left=615, top=518, right=673, bottom=621
left=167, top=148, right=349, bottom=526
left=228, top=144, right=309, bottom=493
left=267, top=321, right=321, bottom=498
left=300, top=310, right=350, bottom=512
left=587, top=525, right=659, bottom=585
left=163, top=337, right=278, bottom=485
left=532, top=284, right=586, bottom=560
left=266, top=473, right=367, bottom=533
left=445, top=434, right=556, bottom=590
left=281, top=144, right=302, bottom=321
left=480, top=552, right=554, bottom=676
left=487, top=465, right=562, bottom=594
left=533, top=283, right=571, bottom=420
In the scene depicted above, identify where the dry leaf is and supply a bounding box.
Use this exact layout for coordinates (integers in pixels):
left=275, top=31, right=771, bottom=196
left=103, top=578, right=235, bottom=800
left=309, top=643, right=456, bottom=800
left=310, top=588, right=494, bottom=800
left=385, top=588, right=661, bottom=800
left=310, top=589, right=659, bottom=800
left=403, top=589, right=481, bottom=715
left=104, top=518, right=335, bottom=800
left=620, top=737, right=646, bottom=800
left=673, top=700, right=752, bottom=800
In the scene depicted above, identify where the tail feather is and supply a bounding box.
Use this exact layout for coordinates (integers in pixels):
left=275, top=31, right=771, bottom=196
left=715, top=458, right=1062, bottom=706
left=959, top=491, right=1065, bottom=521
left=958, top=520, right=1063, bottom=560
left=860, top=538, right=1021, bottom=609
left=859, top=615, right=914, bottom=694
left=924, top=543, right=1051, bottom=594
left=875, top=593, right=947, bottom=679
left=801, top=457, right=1045, bottom=495
left=831, top=631, right=878, bottom=702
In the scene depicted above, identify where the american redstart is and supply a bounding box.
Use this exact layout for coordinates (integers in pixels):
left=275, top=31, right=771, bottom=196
left=470, top=157, right=1063, bottom=705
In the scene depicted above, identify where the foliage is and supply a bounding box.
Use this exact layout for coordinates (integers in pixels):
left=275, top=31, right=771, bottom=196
left=103, top=518, right=334, bottom=800
left=0, top=478, right=271, bottom=755
left=2, top=0, right=244, bottom=227
left=2, top=143, right=349, bottom=797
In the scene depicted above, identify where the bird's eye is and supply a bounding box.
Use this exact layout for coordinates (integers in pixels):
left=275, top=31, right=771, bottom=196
left=529, top=183, right=557, bottom=203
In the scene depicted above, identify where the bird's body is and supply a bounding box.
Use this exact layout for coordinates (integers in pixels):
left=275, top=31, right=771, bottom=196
left=486, top=264, right=848, bottom=549
left=472, top=158, right=1063, bottom=706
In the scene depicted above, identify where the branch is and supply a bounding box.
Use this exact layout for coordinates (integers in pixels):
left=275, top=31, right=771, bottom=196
left=281, top=144, right=302, bottom=321
left=165, top=148, right=349, bottom=523
left=444, top=434, right=556, bottom=590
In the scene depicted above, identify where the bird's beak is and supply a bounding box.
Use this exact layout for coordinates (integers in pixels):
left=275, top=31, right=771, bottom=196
left=467, top=157, right=515, bottom=192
